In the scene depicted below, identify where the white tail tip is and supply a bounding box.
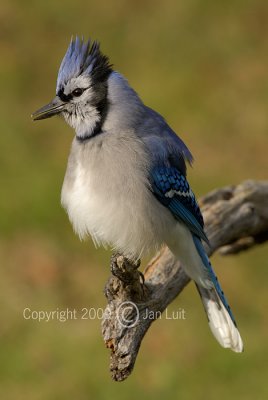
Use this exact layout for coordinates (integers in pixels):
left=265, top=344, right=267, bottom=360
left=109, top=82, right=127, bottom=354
left=198, top=286, right=244, bottom=353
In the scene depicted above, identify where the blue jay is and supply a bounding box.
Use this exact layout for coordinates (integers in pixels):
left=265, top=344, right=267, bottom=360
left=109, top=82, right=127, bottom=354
left=32, top=37, right=243, bottom=352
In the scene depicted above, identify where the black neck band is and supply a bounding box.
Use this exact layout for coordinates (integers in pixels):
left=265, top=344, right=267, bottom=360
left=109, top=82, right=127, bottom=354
left=76, top=96, right=109, bottom=143
left=76, top=121, right=104, bottom=142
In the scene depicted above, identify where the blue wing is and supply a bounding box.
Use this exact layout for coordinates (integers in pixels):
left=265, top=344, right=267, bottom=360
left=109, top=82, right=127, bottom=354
left=151, top=166, right=209, bottom=245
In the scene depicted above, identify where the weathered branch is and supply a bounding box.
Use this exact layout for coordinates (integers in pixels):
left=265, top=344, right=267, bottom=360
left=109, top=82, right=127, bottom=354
left=101, top=180, right=268, bottom=381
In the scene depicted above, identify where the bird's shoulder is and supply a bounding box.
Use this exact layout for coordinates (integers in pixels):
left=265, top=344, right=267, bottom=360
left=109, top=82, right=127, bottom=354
left=137, top=106, right=193, bottom=176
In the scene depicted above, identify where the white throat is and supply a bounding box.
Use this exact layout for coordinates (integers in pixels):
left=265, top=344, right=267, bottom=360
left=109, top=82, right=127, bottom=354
left=64, top=106, right=101, bottom=139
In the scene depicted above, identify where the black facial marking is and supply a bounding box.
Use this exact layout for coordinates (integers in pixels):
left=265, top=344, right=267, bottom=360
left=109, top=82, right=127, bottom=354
left=58, top=88, right=73, bottom=102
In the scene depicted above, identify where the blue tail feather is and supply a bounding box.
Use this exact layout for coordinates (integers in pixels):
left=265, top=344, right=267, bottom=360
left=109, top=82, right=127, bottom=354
left=192, top=234, right=237, bottom=327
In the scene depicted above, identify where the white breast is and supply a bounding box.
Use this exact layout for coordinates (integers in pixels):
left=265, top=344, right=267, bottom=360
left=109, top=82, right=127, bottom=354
left=62, top=161, right=100, bottom=243
left=61, top=133, right=174, bottom=260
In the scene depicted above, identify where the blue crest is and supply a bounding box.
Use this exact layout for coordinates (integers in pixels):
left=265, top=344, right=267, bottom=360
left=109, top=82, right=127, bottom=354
left=56, top=37, right=112, bottom=92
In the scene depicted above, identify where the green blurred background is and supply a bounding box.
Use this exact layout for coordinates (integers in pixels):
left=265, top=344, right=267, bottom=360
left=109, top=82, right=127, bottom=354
left=0, top=0, right=267, bottom=399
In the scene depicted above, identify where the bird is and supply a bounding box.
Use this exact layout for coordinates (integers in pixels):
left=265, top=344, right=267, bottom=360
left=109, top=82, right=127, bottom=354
left=32, top=37, right=243, bottom=352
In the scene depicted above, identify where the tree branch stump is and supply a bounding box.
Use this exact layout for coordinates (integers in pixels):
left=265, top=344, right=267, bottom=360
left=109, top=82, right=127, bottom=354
left=101, top=180, right=268, bottom=381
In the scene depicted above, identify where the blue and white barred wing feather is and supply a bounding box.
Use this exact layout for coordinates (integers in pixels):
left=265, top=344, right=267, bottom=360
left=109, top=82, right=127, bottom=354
left=151, top=166, right=208, bottom=243
left=151, top=166, right=243, bottom=352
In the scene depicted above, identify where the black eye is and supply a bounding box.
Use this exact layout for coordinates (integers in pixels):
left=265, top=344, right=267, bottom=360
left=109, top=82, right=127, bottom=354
left=72, top=88, right=84, bottom=97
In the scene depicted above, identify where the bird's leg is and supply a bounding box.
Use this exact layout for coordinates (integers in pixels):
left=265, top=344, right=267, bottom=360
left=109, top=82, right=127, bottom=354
left=107, top=253, right=148, bottom=302
left=110, top=253, right=140, bottom=284
left=110, top=253, right=145, bottom=286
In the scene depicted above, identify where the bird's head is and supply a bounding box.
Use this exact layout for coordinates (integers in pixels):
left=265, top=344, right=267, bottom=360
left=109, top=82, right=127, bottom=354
left=32, top=37, right=113, bottom=139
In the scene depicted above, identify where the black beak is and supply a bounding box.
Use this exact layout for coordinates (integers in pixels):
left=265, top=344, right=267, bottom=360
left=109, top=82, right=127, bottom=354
left=31, top=96, right=65, bottom=121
